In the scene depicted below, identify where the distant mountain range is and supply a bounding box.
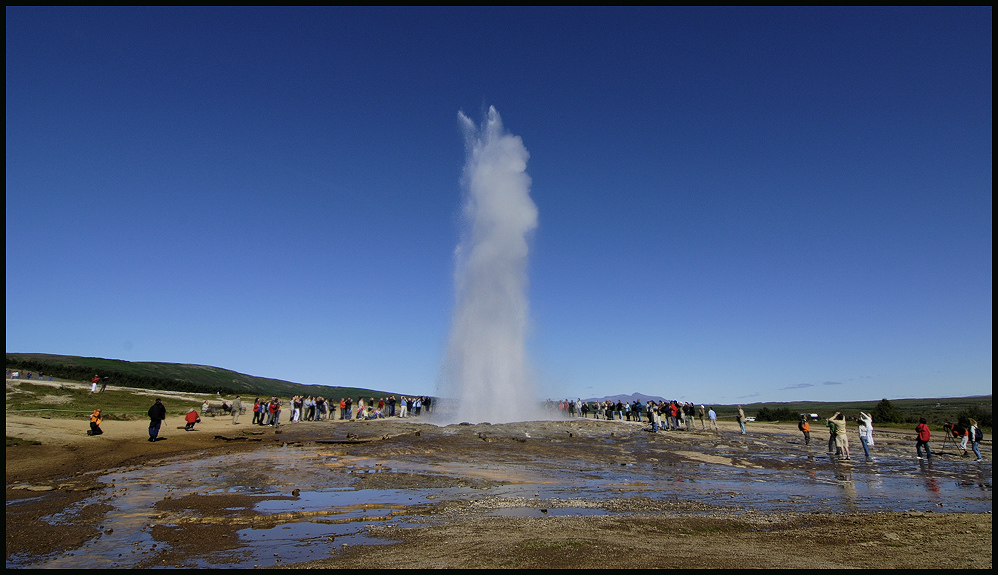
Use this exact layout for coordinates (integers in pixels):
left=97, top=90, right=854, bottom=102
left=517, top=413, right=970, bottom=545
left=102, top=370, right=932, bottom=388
left=580, top=392, right=667, bottom=404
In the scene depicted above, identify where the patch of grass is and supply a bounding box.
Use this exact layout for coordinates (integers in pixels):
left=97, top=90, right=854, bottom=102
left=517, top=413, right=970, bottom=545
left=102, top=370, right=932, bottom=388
left=5, top=381, right=211, bottom=419
left=6, top=436, right=42, bottom=447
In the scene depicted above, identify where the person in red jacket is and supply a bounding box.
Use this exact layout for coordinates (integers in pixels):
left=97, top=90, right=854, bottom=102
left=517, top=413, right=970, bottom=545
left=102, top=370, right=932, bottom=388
left=184, top=408, right=201, bottom=431
left=915, top=418, right=932, bottom=460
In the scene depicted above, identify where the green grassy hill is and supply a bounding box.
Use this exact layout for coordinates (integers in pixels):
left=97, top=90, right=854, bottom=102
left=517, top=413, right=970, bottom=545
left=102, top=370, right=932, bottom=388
left=6, top=353, right=394, bottom=400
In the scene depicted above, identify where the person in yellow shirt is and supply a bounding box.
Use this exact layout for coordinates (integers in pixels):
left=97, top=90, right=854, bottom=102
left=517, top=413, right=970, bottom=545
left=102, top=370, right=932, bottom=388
left=829, top=412, right=850, bottom=459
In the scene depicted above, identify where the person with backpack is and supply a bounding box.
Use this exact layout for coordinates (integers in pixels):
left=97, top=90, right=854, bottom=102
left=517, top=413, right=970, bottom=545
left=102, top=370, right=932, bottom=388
left=798, top=415, right=811, bottom=446
left=969, top=419, right=984, bottom=462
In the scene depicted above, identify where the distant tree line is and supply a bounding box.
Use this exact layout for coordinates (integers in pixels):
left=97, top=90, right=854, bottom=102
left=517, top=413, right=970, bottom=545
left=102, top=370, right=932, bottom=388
left=752, top=398, right=991, bottom=430
left=6, top=358, right=236, bottom=395
left=959, top=405, right=993, bottom=429
left=872, top=398, right=991, bottom=429
left=754, top=406, right=799, bottom=422
left=870, top=398, right=906, bottom=423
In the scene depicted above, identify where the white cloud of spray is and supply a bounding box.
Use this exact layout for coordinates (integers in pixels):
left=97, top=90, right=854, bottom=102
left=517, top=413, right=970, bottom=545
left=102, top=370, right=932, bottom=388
left=434, top=107, right=542, bottom=424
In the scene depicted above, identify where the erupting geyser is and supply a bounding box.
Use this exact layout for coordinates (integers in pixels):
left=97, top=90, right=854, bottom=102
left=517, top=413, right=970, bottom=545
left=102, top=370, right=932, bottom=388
left=435, top=107, right=541, bottom=423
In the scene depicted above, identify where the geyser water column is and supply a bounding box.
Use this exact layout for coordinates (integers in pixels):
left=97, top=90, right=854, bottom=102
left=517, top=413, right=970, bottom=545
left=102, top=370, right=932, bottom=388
left=436, top=107, right=541, bottom=424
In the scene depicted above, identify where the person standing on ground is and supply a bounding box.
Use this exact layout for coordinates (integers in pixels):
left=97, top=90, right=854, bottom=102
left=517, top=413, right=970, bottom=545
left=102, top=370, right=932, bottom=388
left=969, top=419, right=983, bottom=462
left=857, top=412, right=874, bottom=458
left=708, top=407, right=718, bottom=432
left=698, top=405, right=706, bottom=430
left=267, top=397, right=280, bottom=425
left=826, top=417, right=841, bottom=456
left=257, top=399, right=269, bottom=425
left=915, top=417, right=932, bottom=460
left=148, top=398, right=166, bottom=442
left=231, top=396, right=242, bottom=424
left=737, top=406, right=747, bottom=434
left=829, top=412, right=850, bottom=459
left=798, top=415, right=811, bottom=446
left=91, top=375, right=99, bottom=394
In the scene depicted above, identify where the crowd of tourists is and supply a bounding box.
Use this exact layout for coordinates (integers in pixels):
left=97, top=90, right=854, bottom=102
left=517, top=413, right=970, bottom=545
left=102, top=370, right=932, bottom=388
left=66, top=381, right=986, bottom=464
left=248, top=395, right=435, bottom=425
left=549, top=398, right=721, bottom=432
left=547, top=397, right=986, bottom=463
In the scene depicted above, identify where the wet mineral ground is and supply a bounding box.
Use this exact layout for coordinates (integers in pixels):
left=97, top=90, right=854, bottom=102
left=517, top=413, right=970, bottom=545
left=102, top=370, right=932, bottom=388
left=6, top=416, right=992, bottom=568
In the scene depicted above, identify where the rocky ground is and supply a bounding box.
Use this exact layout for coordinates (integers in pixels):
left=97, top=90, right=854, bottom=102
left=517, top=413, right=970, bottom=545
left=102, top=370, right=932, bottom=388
left=6, top=407, right=992, bottom=569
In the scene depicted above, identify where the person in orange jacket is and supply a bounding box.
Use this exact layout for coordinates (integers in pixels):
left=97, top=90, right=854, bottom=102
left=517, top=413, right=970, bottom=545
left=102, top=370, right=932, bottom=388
left=798, top=415, right=811, bottom=446
left=88, top=409, right=103, bottom=436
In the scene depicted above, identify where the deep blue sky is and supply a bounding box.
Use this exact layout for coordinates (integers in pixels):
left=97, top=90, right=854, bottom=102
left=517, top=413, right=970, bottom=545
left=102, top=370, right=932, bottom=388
left=6, top=7, right=992, bottom=403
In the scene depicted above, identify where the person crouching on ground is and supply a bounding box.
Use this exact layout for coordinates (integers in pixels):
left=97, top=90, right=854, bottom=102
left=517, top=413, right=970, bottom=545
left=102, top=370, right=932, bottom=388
left=951, top=423, right=970, bottom=457
left=88, top=409, right=103, bottom=436
left=185, top=408, right=201, bottom=431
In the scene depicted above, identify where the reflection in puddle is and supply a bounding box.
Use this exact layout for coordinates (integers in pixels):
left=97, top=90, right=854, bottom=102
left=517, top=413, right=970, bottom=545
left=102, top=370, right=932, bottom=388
left=7, top=440, right=991, bottom=568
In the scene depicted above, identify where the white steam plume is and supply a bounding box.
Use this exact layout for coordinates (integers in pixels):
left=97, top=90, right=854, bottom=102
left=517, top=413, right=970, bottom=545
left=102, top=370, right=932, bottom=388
left=435, top=107, right=541, bottom=424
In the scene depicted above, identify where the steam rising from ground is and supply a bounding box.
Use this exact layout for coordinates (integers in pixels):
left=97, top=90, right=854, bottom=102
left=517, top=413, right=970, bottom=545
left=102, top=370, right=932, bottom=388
left=435, top=107, right=541, bottom=423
